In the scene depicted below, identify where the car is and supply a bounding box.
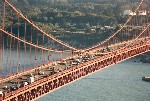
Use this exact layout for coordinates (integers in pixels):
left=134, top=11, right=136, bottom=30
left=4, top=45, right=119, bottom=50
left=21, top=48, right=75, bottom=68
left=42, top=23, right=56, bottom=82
left=3, top=86, right=8, bottom=90
left=20, top=82, right=28, bottom=87
left=10, top=85, right=18, bottom=91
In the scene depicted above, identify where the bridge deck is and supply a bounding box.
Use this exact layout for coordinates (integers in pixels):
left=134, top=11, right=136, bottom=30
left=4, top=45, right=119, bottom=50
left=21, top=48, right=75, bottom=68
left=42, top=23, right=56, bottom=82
left=0, top=53, right=99, bottom=95
left=0, top=38, right=147, bottom=94
left=0, top=38, right=149, bottom=101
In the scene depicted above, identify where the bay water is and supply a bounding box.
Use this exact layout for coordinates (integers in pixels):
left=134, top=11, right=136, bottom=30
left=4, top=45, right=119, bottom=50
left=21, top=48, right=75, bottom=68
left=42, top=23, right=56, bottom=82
left=37, top=59, right=150, bottom=101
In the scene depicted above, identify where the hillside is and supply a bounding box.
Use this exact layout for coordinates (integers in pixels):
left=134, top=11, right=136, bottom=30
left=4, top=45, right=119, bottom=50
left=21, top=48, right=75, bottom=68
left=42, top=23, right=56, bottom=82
left=2, top=0, right=150, bottom=62
left=2, top=0, right=142, bottom=48
left=8, top=0, right=141, bottom=5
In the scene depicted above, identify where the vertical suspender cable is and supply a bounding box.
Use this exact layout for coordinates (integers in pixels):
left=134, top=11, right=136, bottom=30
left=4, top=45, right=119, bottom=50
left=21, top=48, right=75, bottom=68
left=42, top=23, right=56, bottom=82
left=43, top=34, right=45, bottom=63
left=42, top=34, right=44, bottom=63
left=52, top=41, right=54, bottom=61
left=30, top=27, right=33, bottom=66
left=9, top=35, right=12, bottom=75
left=9, top=10, right=13, bottom=75
left=47, top=38, right=50, bottom=62
left=1, top=0, right=6, bottom=77
left=24, top=21, right=27, bottom=70
left=16, top=16, right=20, bottom=73
left=6, top=31, right=9, bottom=73
left=35, top=30, right=38, bottom=66
left=18, top=16, right=21, bottom=72
left=12, top=38, right=15, bottom=74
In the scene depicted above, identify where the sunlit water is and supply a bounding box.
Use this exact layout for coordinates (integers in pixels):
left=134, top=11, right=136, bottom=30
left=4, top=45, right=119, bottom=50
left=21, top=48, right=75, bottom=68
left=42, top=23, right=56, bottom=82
left=37, top=59, right=150, bottom=101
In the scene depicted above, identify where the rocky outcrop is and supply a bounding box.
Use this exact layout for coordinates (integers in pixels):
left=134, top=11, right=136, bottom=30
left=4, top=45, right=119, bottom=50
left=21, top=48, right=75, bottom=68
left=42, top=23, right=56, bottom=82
left=137, top=52, right=150, bottom=63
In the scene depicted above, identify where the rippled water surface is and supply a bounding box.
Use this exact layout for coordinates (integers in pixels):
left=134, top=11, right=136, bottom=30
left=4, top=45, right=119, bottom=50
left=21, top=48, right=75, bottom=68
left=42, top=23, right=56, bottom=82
left=37, top=59, right=150, bottom=101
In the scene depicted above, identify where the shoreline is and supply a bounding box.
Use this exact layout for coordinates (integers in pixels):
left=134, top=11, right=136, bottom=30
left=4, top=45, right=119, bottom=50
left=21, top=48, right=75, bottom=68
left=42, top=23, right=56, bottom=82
left=132, top=52, right=150, bottom=64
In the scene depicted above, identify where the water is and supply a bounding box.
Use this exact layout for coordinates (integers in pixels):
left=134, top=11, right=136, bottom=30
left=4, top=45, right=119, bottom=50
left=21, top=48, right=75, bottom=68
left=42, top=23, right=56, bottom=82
left=0, top=49, right=69, bottom=77
left=37, top=59, right=150, bottom=101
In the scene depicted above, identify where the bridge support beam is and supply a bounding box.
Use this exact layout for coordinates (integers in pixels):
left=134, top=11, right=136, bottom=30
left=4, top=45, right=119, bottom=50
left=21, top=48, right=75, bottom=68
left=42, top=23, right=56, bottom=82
left=1, top=42, right=150, bottom=101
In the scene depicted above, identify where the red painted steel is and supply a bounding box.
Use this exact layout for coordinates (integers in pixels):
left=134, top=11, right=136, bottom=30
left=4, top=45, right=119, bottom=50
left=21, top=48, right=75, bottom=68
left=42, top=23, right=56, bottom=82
left=0, top=42, right=149, bottom=101
left=0, top=0, right=149, bottom=100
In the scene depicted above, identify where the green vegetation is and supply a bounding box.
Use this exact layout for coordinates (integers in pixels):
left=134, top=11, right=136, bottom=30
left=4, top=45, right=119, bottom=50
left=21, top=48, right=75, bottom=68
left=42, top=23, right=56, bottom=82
left=8, top=0, right=140, bottom=26
left=2, top=0, right=142, bottom=48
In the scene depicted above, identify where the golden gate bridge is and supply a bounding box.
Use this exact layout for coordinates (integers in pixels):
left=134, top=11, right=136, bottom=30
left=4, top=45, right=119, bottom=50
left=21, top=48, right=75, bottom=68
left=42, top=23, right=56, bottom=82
left=0, top=0, right=149, bottom=100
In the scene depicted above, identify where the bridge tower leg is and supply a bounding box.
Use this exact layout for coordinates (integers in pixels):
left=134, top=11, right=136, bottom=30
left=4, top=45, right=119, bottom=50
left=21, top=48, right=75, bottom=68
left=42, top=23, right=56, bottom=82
left=0, top=0, right=6, bottom=75
left=2, top=0, right=5, bottom=29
